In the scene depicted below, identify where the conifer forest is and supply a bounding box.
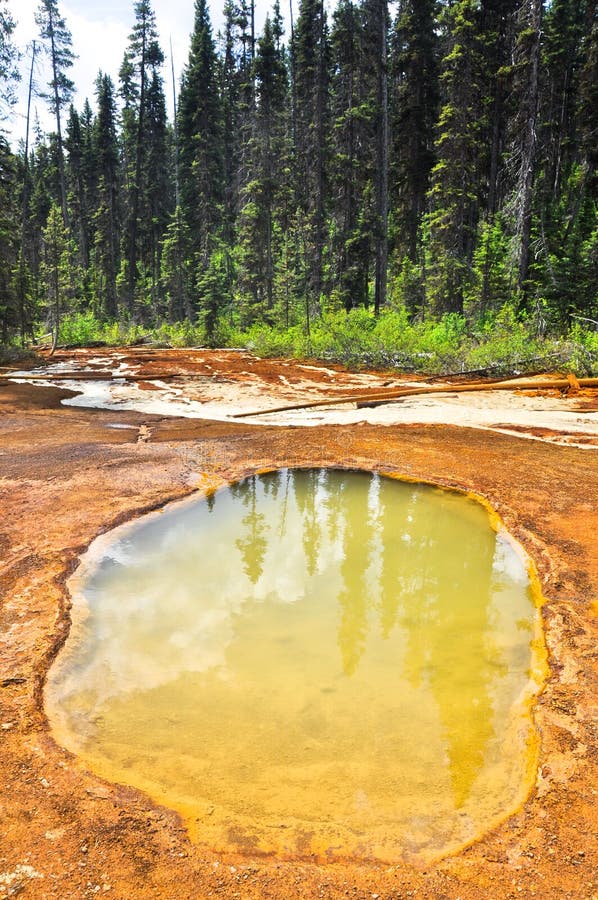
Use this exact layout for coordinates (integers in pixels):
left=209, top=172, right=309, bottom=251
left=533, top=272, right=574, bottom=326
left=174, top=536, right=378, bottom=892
left=0, top=0, right=596, bottom=370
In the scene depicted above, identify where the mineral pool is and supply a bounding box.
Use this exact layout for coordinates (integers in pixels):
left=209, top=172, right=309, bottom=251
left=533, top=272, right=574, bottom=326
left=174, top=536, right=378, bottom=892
left=46, top=469, right=546, bottom=863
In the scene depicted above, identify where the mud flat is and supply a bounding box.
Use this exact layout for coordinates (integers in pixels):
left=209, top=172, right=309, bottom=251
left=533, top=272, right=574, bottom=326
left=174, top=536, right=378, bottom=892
left=0, top=348, right=596, bottom=899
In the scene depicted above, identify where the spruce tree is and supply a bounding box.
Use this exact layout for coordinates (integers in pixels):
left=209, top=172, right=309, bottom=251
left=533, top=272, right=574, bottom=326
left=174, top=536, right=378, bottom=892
left=119, top=0, right=165, bottom=318
left=177, top=0, right=224, bottom=315
left=35, top=0, right=75, bottom=228
left=41, top=200, right=72, bottom=351
left=293, top=0, right=330, bottom=314
left=329, top=0, right=371, bottom=311
left=238, top=13, right=289, bottom=322
left=220, top=0, right=241, bottom=244
left=508, top=0, right=542, bottom=300
left=0, top=137, right=19, bottom=341
left=0, top=0, right=19, bottom=121
left=362, top=0, right=389, bottom=313
left=141, top=69, right=171, bottom=314
left=426, top=0, right=485, bottom=314
left=389, top=0, right=439, bottom=264
left=92, top=73, right=120, bottom=318
left=65, top=105, right=90, bottom=270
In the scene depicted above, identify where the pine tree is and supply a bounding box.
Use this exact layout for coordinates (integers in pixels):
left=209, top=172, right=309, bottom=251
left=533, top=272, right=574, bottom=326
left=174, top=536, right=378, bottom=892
left=35, top=0, right=76, bottom=228
left=178, top=0, right=224, bottom=315
left=220, top=0, right=241, bottom=243
left=0, top=137, right=19, bottom=341
left=426, top=0, right=485, bottom=314
left=478, top=0, right=517, bottom=219
left=329, top=0, right=371, bottom=310
left=362, top=0, right=389, bottom=313
left=541, top=0, right=590, bottom=202
left=140, top=68, right=171, bottom=314
left=508, top=0, right=542, bottom=300
left=293, top=0, right=330, bottom=313
left=119, top=0, right=165, bottom=317
left=26, top=125, right=65, bottom=323
left=389, top=0, right=439, bottom=263
left=0, top=0, right=19, bottom=121
left=41, top=201, right=72, bottom=351
left=237, top=13, right=289, bottom=322
left=92, top=73, right=120, bottom=318
left=65, top=105, right=91, bottom=270
left=161, top=205, right=194, bottom=321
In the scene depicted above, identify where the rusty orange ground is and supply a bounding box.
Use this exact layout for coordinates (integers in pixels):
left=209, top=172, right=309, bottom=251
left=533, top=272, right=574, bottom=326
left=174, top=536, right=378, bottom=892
left=0, top=349, right=596, bottom=899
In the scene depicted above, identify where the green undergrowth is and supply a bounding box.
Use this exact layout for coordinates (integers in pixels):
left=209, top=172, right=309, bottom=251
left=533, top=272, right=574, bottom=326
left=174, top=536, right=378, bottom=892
left=0, top=345, right=43, bottom=368
left=40, top=306, right=598, bottom=377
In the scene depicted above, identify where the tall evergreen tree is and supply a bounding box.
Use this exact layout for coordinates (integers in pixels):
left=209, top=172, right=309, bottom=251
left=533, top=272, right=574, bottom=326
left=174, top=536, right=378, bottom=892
left=177, top=0, right=224, bottom=314
left=0, top=137, right=19, bottom=341
left=293, top=0, right=330, bottom=313
left=540, top=0, right=590, bottom=202
left=363, top=0, right=389, bottom=313
left=0, top=0, right=19, bottom=121
left=41, top=200, right=72, bottom=351
left=65, top=104, right=92, bottom=271
left=141, top=69, right=171, bottom=313
left=389, top=0, right=439, bottom=264
left=92, top=73, right=120, bottom=318
left=426, top=0, right=485, bottom=314
left=509, top=0, right=543, bottom=300
left=220, top=0, right=241, bottom=243
left=35, top=0, right=75, bottom=227
left=119, top=0, right=165, bottom=317
left=533, top=2, right=597, bottom=323
left=238, top=13, right=290, bottom=322
left=329, top=0, right=371, bottom=310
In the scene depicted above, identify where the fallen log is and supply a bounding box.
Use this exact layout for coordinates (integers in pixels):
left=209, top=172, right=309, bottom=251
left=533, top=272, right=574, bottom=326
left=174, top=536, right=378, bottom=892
left=233, top=375, right=598, bottom=418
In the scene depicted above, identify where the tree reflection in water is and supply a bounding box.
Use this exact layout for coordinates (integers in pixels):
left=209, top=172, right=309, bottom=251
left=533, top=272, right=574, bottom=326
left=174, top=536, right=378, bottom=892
left=47, top=468, right=542, bottom=862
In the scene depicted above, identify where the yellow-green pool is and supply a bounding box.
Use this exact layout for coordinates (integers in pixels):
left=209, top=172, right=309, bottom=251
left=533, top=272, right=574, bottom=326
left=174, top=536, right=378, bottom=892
left=46, top=469, right=546, bottom=863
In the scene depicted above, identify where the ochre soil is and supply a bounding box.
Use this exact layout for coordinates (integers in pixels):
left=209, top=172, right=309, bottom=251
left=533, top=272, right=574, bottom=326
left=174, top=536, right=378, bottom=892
left=0, top=349, right=597, bottom=899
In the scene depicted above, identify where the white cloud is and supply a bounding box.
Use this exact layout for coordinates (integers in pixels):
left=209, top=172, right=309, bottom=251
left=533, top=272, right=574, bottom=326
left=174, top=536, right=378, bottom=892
left=6, top=0, right=195, bottom=145
left=4, top=0, right=289, bottom=147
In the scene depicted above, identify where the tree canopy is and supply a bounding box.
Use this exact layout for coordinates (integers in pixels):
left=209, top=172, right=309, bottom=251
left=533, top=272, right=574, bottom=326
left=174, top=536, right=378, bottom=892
left=0, top=0, right=596, bottom=353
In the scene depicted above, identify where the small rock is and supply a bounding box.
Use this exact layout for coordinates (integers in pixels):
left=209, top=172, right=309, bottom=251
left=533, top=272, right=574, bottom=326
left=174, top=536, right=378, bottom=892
left=44, top=829, right=65, bottom=841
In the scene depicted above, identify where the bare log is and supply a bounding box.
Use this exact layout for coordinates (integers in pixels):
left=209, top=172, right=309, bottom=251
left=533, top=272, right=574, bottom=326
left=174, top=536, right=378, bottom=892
left=233, top=376, right=598, bottom=418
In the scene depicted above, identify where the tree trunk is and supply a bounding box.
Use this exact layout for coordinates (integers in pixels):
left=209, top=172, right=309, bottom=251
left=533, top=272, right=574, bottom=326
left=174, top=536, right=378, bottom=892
left=48, top=11, right=69, bottom=230
left=19, top=41, right=37, bottom=346
left=374, top=0, right=389, bottom=315
left=516, top=0, right=542, bottom=298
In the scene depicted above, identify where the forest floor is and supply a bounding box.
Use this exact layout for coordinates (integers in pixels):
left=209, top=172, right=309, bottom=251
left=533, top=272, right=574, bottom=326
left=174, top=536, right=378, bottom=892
left=0, top=347, right=597, bottom=899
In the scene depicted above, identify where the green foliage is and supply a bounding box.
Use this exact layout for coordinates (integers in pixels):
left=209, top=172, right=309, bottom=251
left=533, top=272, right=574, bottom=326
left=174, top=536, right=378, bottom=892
left=236, top=306, right=597, bottom=376
left=0, top=0, right=19, bottom=118
left=36, top=305, right=597, bottom=378
left=57, top=310, right=105, bottom=345
left=4, top=0, right=597, bottom=368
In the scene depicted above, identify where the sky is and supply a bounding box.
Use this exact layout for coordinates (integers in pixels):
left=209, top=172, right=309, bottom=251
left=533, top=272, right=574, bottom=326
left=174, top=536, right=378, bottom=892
left=5, top=0, right=279, bottom=146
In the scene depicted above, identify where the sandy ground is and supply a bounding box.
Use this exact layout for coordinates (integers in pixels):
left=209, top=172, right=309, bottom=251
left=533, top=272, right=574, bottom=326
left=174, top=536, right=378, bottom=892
left=0, top=347, right=597, bottom=899
left=10, top=347, right=598, bottom=447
